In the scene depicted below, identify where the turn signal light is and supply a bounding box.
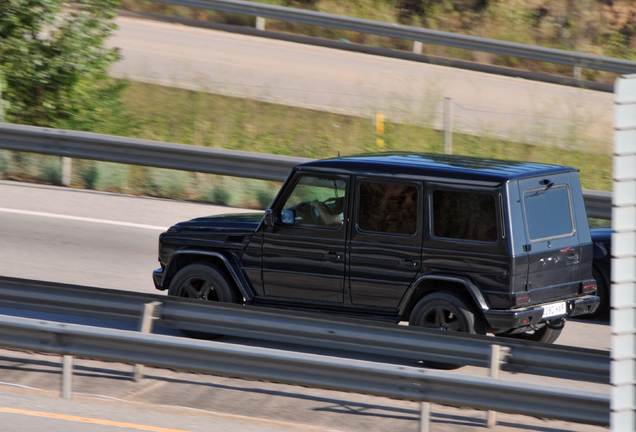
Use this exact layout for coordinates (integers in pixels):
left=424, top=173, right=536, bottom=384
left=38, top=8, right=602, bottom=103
left=582, top=280, right=597, bottom=294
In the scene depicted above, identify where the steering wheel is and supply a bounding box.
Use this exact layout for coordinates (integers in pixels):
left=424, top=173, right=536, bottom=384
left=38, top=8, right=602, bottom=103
left=309, top=200, right=323, bottom=225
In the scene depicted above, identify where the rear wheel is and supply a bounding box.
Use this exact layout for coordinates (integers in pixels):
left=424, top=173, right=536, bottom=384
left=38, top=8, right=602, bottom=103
left=409, top=291, right=485, bottom=369
left=589, top=266, right=609, bottom=319
left=168, top=262, right=241, bottom=338
left=409, top=291, right=485, bottom=334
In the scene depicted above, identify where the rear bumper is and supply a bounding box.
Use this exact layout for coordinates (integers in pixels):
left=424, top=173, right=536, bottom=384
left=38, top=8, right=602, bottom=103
left=483, top=295, right=599, bottom=331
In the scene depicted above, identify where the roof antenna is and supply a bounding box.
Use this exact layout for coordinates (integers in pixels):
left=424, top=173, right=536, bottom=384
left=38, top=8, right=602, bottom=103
left=338, top=150, right=341, bottom=157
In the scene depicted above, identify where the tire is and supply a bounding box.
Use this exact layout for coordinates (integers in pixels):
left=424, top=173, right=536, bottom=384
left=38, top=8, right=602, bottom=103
left=496, top=324, right=562, bottom=344
left=588, top=266, right=609, bottom=319
left=409, top=291, right=486, bottom=369
left=168, top=262, right=241, bottom=338
left=409, top=291, right=485, bottom=334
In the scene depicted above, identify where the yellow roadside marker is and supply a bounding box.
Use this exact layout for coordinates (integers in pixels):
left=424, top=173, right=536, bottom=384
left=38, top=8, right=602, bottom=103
left=375, top=112, right=384, bottom=148
left=0, top=407, right=192, bottom=432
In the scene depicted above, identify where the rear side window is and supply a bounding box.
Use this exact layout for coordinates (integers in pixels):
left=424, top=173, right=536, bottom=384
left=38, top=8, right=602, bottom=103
left=524, top=185, right=573, bottom=241
left=358, top=181, right=418, bottom=235
left=432, top=190, right=497, bottom=242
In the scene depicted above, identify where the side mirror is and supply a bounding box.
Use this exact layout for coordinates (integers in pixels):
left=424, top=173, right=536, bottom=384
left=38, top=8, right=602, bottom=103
left=281, top=209, right=294, bottom=225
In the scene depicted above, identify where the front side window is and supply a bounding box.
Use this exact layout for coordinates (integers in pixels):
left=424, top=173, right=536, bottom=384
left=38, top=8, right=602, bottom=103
left=358, top=181, right=418, bottom=235
left=280, top=176, right=346, bottom=229
left=432, top=190, right=497, bottom=242
left=524, top=185, right=573, bottom=241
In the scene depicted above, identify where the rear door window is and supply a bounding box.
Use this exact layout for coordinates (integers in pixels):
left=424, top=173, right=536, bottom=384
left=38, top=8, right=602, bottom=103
left=523, top=185, right=574, bottom=241
left=357, top=181, right=419, bottom=236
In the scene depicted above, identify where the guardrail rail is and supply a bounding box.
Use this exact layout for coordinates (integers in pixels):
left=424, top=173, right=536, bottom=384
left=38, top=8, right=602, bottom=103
left=0, top=123, right=612, bottom=218
left=0, top=313, right=610, bottom=426
left=0, top=276, right=610, bottom=383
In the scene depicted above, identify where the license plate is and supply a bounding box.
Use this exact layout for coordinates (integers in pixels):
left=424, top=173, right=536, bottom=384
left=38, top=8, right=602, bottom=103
left=542, top=302, right=566, bottom=318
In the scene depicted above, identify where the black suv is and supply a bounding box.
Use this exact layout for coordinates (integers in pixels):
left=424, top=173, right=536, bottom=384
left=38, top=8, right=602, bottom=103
left=153, top=153, right=600, bottom=343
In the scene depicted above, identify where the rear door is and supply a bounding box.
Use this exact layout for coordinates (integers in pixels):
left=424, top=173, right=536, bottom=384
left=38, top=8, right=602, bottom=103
left=518, top=173, right=581, bottom=302
left=348, top=178, right=422, bottom=308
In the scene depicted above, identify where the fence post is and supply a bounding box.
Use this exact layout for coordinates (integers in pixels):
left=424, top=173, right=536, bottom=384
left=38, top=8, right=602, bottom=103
left=420, top=401, right=431, bottom=432
left=256, top=17, right=266, bottom=30
left=444, top=97, right=452, bottom=155
left=62, top=355, right=73, bottom=399
left=134, top=301, right=162, bottom=382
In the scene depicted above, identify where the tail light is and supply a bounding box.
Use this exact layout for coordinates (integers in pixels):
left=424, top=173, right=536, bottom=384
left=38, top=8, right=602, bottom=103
left=582, top=280, right=597, bottom=294
left=515, top=294, right=531, bottom=306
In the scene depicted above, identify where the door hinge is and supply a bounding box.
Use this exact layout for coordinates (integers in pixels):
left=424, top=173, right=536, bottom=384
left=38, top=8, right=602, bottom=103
left=523, top=244, right=532, bottom=252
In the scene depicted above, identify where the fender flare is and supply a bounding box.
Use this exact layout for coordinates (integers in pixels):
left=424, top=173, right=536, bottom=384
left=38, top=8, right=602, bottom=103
left=163, top=250, right=255, bottom=302
left=399, top=274, right=490, bottom=315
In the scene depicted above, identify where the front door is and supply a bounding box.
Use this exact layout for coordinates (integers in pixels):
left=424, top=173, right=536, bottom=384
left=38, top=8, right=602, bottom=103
left=262, top=173, right=349, bottom=303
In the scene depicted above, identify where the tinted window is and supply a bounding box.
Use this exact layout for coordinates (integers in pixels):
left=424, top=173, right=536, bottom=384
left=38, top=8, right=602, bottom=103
left=358, top=182, right=418, bottom=235
left=433, top=190, right=497, bottom=242
left=524, top=186, right=573, bottom=240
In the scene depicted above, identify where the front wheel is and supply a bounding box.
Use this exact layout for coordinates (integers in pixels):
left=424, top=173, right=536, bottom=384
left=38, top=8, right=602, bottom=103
left=168, top=262, right=241, bottom=338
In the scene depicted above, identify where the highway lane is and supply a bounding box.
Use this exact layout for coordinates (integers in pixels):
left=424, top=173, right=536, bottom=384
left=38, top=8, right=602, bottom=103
left=108, top=16, right=613, bottom=148
left=0, top=180, right=253, bottom=293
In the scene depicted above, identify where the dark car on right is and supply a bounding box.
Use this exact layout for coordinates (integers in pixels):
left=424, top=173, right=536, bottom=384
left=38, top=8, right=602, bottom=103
left=591, top=227, right=611, bottom=318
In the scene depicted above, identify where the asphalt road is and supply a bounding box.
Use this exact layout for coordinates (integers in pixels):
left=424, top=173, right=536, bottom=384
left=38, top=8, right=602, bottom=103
left=107, top=16, right=613, bottom=148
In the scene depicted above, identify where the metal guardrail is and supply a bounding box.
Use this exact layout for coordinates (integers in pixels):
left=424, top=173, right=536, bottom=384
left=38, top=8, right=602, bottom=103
left=0, top=123, right=308, bottom=182
left=149, top=0, right=636, bottom=74
left=0, top=123, right=612, bottom=218
left=0, top=313, right=610, bottom=426
left=0, top=276, right=610, bottom=383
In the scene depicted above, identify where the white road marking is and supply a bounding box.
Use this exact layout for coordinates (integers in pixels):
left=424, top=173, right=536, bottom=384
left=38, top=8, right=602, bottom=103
left=0, top=207, right=166, bottom=231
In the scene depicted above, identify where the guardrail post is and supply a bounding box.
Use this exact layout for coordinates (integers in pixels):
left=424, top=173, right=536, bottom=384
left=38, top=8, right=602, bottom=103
left=573, top=66, right=582, bottom=81
left=256, top=17, right=266, bottom=31
left=62, top=157, right=72, bottom=186
left=611, top=74, right=636, bottom=432
left=444, top=97, right=452, bottom=154
left=487, top=344, right=510, bottom=427
left=413, top=41, right=423, bottom=54
left=134, top=301, right=162, bottom=382
left=419, top=401, right=431, bottom=432
left=62, top=355, right=73, bottom=399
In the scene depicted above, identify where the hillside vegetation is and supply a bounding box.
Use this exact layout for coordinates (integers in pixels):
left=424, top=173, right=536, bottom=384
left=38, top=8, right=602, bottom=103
left=122, top=0, right=635, bottom=83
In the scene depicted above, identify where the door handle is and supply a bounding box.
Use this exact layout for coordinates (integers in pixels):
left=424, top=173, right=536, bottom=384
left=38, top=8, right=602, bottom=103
left=402, top=260, right=420, bottom=267
left=326, top=252, right=343, bottom=260
left=566, top=253, right=579, bottom=264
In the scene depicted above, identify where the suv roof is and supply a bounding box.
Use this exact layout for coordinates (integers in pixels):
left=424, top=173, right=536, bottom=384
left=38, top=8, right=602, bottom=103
left=298, top=152, right=578, bottom=184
